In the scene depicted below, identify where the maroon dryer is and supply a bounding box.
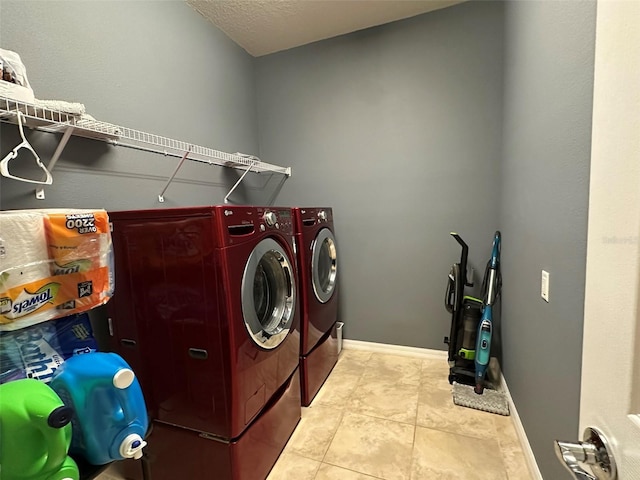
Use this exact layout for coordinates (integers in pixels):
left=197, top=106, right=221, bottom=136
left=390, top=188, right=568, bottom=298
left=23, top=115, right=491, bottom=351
left=108, top=205, right=301, bottom=480
left=293, top=207, right=339, bottom=406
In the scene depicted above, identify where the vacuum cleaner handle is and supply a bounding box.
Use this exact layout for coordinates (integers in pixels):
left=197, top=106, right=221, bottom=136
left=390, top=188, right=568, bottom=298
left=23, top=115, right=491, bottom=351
left=450, top=232, right=468, bottom=250
left=450, top=233, right=473, bottom=287
left=490, top=231, right=501, bottom=268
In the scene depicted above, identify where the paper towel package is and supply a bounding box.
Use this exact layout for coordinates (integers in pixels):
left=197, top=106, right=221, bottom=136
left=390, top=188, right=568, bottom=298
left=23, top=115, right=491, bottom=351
left=0, top=209, right=113, bottom=331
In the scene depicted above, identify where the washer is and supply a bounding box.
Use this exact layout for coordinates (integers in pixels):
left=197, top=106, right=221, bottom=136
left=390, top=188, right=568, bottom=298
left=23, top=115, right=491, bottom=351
left=293, top=207, right=339, bottom=406
left=108, top=206, right=301, bottom=480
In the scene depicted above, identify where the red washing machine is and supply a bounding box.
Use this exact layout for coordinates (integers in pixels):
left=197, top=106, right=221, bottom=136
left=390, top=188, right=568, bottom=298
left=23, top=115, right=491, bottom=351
left=293, top=207, right=339, bottom=406
left=108, top=206, right=301, bottom=480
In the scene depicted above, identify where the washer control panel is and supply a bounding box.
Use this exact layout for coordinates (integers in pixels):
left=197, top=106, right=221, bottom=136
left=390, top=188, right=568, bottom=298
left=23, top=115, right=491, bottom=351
left=258, top=208, right=293, bottom=234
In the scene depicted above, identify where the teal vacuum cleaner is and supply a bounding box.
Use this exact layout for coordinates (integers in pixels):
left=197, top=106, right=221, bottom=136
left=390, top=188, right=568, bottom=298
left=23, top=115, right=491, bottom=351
left=446, top=230, right=508, bottom=415
left=474, top=231, right=501, bottom=394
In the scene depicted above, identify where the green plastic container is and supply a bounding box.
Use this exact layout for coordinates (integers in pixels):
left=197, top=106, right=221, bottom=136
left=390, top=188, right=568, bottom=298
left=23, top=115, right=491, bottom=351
left=0, top=378, right=79, bottom=480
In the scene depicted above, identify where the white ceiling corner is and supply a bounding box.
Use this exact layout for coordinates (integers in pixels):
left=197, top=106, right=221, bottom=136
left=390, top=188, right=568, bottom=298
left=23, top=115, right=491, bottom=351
left=187, top=0, right=464, bottom=57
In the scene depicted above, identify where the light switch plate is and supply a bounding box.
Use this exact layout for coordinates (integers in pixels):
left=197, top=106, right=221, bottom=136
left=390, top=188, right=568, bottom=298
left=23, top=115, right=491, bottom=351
left=541, top=270, right=550, bottom=302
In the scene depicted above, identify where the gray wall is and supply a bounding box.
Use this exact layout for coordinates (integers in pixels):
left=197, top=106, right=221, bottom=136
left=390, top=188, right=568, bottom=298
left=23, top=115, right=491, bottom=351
left=0, top=0, right=272, bottom=210
left=499, top=1, right=596, bottom=478
left=255, top=1, right=505, bottom=350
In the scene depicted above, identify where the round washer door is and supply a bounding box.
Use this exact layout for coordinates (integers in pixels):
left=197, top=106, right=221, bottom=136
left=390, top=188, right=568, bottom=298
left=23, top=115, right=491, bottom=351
left=241, top=238, right=296, bottom=349
left=311, top=228, right=338, bottom=304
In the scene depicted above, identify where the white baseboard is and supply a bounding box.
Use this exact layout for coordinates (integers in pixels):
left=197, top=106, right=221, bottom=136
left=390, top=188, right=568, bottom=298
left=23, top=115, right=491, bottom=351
left=498, top=374, right=544, bottom=480
left=342, top=339, right=448, bottom=360
left=343, top=338, right=542, bottom=479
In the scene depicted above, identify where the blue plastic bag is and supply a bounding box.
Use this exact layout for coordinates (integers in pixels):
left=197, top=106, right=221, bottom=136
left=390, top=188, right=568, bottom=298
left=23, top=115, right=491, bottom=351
left=0, top=312, right=98, bottom=384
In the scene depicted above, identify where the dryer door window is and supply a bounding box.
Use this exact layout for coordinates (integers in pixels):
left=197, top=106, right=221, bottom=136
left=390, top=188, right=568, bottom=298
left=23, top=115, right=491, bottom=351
left=241, top=238, right=296, bottom=349
left=311, top=228, right=337, bottom=304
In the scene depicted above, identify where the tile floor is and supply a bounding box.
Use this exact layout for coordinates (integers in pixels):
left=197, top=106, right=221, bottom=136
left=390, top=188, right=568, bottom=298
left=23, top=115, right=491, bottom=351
left=100, top=349, right=532, bottom=480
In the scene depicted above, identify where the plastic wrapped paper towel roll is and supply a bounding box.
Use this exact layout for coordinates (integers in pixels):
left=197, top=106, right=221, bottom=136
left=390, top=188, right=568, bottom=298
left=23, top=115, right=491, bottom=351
left=45, top=211, right=104, bottom=272
left=0, top=211, right=51, bottom=286
left=0, top=211, right=53, bottom=330
left=44, top=209, right=113, bottom=302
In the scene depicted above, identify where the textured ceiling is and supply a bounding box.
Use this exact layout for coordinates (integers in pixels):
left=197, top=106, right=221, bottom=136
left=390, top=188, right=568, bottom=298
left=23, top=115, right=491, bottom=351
left=187, top=0, right=463, bottom=57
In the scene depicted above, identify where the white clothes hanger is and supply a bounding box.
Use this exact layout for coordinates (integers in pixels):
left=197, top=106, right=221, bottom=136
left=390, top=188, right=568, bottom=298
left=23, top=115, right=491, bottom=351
left=0, top=111, right=53, bottom=185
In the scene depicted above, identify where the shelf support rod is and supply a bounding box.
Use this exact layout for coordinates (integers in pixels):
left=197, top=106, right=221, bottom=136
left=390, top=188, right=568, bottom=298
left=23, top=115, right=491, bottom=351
left=224, top=161, right=257, bottom=204
left=158, top=147, right=191, bottom=203
left=35, top=126, right=74, bottom=200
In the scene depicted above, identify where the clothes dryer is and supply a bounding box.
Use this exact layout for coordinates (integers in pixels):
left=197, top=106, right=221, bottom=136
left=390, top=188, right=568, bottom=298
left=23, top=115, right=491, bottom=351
left=108, top=206, right=301, bottom=448
left=293, top=207, right=339, bottom=406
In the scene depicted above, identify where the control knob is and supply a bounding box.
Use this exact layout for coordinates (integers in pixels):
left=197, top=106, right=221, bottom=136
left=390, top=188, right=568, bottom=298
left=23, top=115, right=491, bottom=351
left=264, top=211, right=277, bottom=226
left=318, top=210, right=327, bottom=221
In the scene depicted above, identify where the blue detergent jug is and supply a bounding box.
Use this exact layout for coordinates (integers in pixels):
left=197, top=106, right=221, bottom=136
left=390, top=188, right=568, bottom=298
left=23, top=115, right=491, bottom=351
left=49, top=352, right=149, bottom=465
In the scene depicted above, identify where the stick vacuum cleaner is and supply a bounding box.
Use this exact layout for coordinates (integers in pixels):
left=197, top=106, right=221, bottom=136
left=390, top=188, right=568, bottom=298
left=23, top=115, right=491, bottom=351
left=474, top=231, right=501, bottom=394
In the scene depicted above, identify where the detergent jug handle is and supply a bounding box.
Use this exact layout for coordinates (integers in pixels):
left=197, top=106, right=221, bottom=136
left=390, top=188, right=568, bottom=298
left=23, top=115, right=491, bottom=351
left=28, top=395, right=74, bottom=472
left=112, top=367, right=138, bottom=423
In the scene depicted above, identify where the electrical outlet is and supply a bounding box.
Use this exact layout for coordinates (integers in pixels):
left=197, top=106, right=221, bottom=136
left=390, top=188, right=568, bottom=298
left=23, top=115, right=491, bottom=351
left=541, top=270, right=550, bottom=302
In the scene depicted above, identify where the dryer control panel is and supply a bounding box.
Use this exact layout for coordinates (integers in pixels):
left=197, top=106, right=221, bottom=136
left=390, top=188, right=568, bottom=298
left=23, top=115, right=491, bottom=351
left=297, top=207, right=333, bottom=230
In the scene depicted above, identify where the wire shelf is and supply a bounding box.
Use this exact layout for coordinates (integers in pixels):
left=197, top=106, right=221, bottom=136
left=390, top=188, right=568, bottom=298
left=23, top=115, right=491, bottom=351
left=0, top=96, right=290, bottom=176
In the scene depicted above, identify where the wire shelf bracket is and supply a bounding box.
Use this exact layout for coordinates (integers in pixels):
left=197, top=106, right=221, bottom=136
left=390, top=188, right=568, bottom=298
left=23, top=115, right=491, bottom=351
left=35, top=125, right=74, bottom=199
left=224, top=157, right=258, bottom=204
left=158, top=147, right=191, bottom=203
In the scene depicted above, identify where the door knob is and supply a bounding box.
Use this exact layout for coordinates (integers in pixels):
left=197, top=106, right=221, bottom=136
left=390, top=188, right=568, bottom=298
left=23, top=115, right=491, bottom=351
left=554, top=427, right=616, bottom=480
